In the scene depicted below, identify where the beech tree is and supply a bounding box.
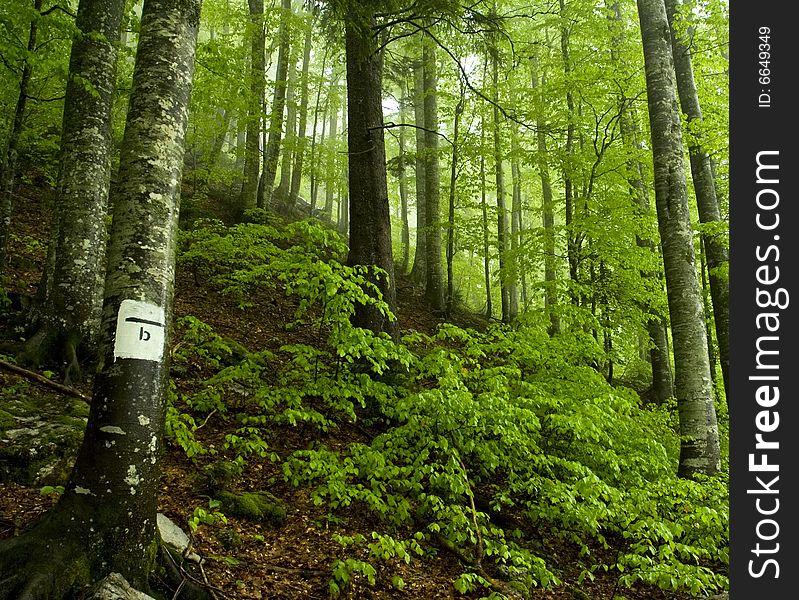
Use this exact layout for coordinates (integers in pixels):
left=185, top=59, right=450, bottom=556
left=636, top=0, right=720, bottom=477
left=0, top=0, right=201, bottom=594
left=20, top=0, right=126, bottom=382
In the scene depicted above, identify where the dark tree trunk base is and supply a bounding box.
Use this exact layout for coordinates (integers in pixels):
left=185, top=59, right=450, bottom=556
left=18, top=324, right=87, bottom=385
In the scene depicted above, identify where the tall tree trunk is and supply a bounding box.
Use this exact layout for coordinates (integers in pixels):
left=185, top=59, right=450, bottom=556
left=0, top=0, right=41, bottom=271
left=344, top=13, right=397, bottom=336
left=422, top=36, right=445, bottom=312
left=446, top=77, right=464, bottom=316
left=608, top=0, right=674, bottom=402
left=559, top=0, right=579, bottom=297
left=324, top=96, right=339, bottom=219
left=0, top=0, right=200, bottom=594
left=637, top=0, right=719, bottom=477
left=275, top=57, right=298, bottom=205
left=308, top=48, right=329, bottom=214
left=491, top=44, right=511, bottom=323
left=259, top=0, right=292, bottom=207
left=20, top=0, right=125, bottom=382
left=398, top=81, right=410, bottom=274
left=510, top=125, right=522, bottom=317
left=409, top=62, right=426, bottom=284
left=239, top=0, right=265, bottom=217
left=290, top=15, right=314, bottom=203
left=700, top=237, right=718, bottom=390
left=665, top=0, right=729, bottom=400
left=532, top=56, right=560, bottom=334
left=479, top=128, right=493, bottom=320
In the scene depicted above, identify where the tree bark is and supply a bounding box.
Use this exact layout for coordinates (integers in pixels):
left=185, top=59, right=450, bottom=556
left=479, top=132, right=493, bottom=320
left=344, top=12, right=398, bottom=336
left=0, top=0, right=200, bottom=595
left=0, top=0, right=41, bottom=271
left=259, top=0, right=292, bottom=208
left=239, top=0, right=265, bottom=217
left=290, top=15, right=314, bottom=202
left=398, top=81, right=410, bottom=274
left=20, top=0, right=125, bottom=382
left=665, top=0, right=729, bottom=400
left=637, top=0, right=719, bottom=477
left=422, top=37, right=445, bottom=312
left=491, top=44, right=511, bottom=323
left=446, top=77, right=464, bottom=316
left=409, top=61, right=426, bottom=284
left=324, top=93, right=340, bottom=219
left=275, top=56, right=298, bottom=205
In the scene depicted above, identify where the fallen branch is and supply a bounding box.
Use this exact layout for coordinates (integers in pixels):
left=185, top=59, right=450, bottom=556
left=0, top=358, right=90, bottom=401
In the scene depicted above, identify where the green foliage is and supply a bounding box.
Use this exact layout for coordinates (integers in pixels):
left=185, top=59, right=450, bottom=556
left=188, top=498, right=228, bottom=533
left=168, top=217, right=728, bottom=598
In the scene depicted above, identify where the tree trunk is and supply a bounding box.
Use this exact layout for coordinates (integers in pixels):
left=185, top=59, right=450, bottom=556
left=398, top=81, right=410, bottom=274
left=422, top=37, right=445, bottom=312
left=510, top=125, right=522, bottom=317
left=324, top=95, right=339, bottom=219
left=409, top=62, right=426, bottom=284
left=637, top=0, right=719, bottom=477
left=608, top=0, right=674, bottom=402
left=259, top=0, right=292, bottom=207
left=479, top=146, right=493, bottom=320
left=275, top=56, right=298, bottom=205
left=665, top=0, right=729, bottom=401
left=20, top=0, right=125, bottom=382
left=290, top=15, right=314, bottom=203
left=344, top=13, right=397, bottom=336
left=532, top=56, right=560, bottom=335
left=491, top=45, right=511, bottom=323
left=446, top=77, right=464, bottom=316
left=0, top=0, right=200, bottom=595
left=0, top=0, right=41, bottom=272
left=239, top=0, right=265, bottom=217
left=308, top=48, right=329, bottom=214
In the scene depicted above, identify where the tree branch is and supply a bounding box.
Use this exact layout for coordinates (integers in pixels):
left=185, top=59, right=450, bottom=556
left=0, top=358, right=90, bottom=401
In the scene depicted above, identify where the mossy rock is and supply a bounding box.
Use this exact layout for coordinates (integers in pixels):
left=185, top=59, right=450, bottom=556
left=198, top=459, right=244, bottom=492
left=0, top=388, right=88, bottom=485
left=216, top=490, right=286, bottom=527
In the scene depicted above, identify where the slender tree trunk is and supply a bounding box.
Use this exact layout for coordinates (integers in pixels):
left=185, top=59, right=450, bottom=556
left=665, top=0, right=729, bottom=400
left=509, top=125, right=522, bottom=318
left=239, top=0, right=265, bottom=217
left=207, top=108, right=231, bottom=170
left=0, top=0, right=41, bottom=271
left=0, top=1, right=200, bottom=594
left=308, top=48, right=329, bottom=214
left=700, top=237, right=718, bottom=389
left=344, top=13, right=397, bottom=336
left=275, top=58, right=297, bottom=205
left=398, top=81, right=410, bottom=274
left=446, top=77, right=464, bottom=316
left=259, top=0, right=292, bottom=207
left=491, top=45, right=511, bottom=323
left=409, top=62, right=426, bottom=284
left=20, top=0, right=125, bottom=382
left=637, top=0, right=720, bottom=477
left=479, top=144, right=493, bottom=320
left=422, top=36, right=445, bottom=312
left=608, top=0, right=674, bottom=402
left=324, top=96, right=339, bottom=219
left=290, top=16, right=314, bottom=202
left=532, top=57, right=560, bottom=334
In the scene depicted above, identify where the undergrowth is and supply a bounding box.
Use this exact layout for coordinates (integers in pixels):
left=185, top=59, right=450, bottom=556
left=166, top=216, right=729, bottom=599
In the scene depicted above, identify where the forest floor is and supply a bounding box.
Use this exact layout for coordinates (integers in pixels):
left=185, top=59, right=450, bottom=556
left=0, top=184, right=695, bottom=600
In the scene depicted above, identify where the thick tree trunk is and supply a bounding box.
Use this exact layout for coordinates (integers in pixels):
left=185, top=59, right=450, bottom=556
left=20, top=0, right=125, bottom=382
left=290, top=16, right=314, bottom=202
left=422, top=38, right=445, bottom=312
left=665, top=0, right=729, bottom=400
left=259, top=0, right=292, bottom=207
left=344, top=14, right=397, bottom=336
left=0, top=0, right=41, bottom=271
left=409, top=62, right=426, bottom=284
left=0, top=1, right=200, bottom=596
left=239, top=0, right=265, bottom=217
left=637, top=0, right=719, bottom=477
